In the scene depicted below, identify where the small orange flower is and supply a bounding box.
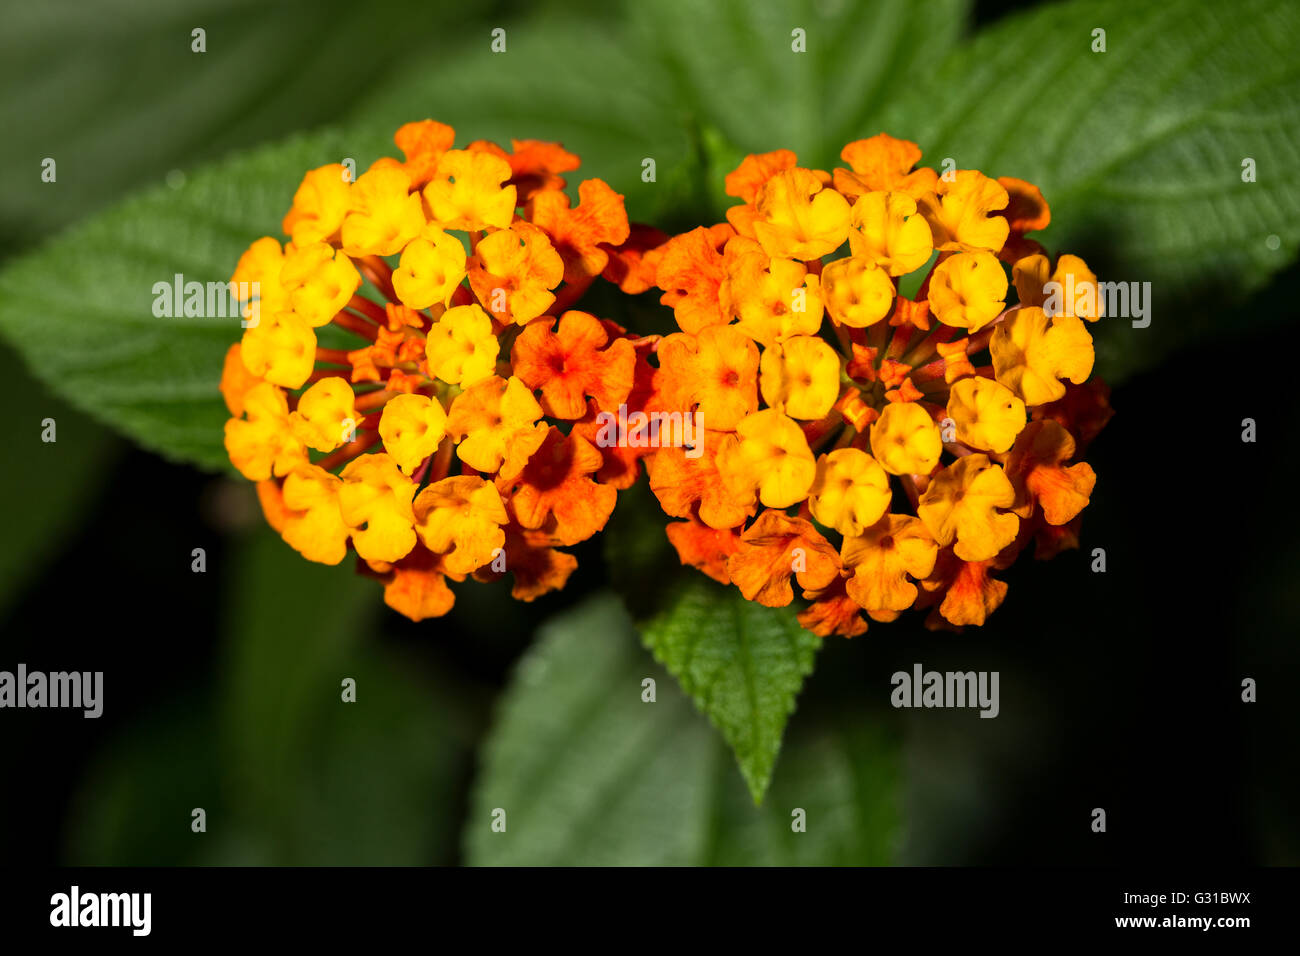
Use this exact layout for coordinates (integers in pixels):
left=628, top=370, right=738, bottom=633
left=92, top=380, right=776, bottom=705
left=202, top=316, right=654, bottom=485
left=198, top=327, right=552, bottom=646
left=468, top=138, right=580, bottom=201
left=371, top=119, right=457, bottom=188
left=653, top=224, right=735, bottom=334
left=653, top=325, right=759, bottom=431
left=834, top=133, right=938, bottom=201
left=841, top=513, right=938, bottom=617
left=530, top=178, right=631, bottom=284
left=647, top=429, right=755, bottom=531
left=413, top=475, right=508, bottom=575
left=798, top=575, right=869, bottom=637
left=468, top=221, right=564, bottom=325
left=917, top=454, right=1019, bottom=562
left=724, top=149, right=799, bottom=204
left=751, top=167, right=852, bottom=260
left=368, top=544, right=462, bottom=622
left=282, top=164, right=353, bottom=245
left=665, top=517, right=742, bottom=585
left=918, top=169, right=1010, bottom=253
left=1003, top=420, right=1097, bottom=525
left=510, top=310, right=636, bottom=419
left=446, top=375, right=547, bottom=476
left=497, top=428, right=617, bottom=546
left=476, top=524, right=578, bottom=602
left=920, top=551, right=1008, bottom=628
left=726, top=510, right=840, bottom=608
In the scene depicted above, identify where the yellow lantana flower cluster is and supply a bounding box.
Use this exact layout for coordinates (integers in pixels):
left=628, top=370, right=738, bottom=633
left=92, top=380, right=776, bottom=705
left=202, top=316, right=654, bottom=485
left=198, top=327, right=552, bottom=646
left=221, top=120, right=644, bottom=621
left=635, top=133, right=1114, bottom=633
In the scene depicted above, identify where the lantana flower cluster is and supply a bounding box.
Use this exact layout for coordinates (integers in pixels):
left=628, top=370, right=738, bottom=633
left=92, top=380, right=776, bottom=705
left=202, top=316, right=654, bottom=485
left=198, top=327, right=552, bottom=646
left=621, top=134, right=1114, bottom=634
left=221, top=120, right=644, bottom=620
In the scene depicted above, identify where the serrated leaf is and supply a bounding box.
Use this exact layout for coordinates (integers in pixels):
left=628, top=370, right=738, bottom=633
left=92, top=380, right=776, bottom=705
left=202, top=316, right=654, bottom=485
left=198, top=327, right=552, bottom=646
left=876, top=0, right=1300, bottom=381
left=466, top=593, right=899, bottom=864
left=641, top=576, right=820, bottom=804
left=623, top=0, right=971, bottom=209
left=0, top=129, right=386, bottom=470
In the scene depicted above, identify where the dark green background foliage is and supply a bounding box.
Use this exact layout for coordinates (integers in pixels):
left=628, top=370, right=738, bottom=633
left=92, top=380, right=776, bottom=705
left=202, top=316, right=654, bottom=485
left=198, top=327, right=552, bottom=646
left=1, top=0, right=1296, bottom=865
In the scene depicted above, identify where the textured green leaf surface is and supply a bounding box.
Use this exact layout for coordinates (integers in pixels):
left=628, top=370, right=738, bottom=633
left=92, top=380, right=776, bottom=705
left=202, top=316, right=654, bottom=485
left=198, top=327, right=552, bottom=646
left=0, top=130, right=382, bottom=470
left=641, top=577, right=820, bottom=804
left=622, top=0, right=971, bottom=209
left=466, top=593, right=900, bottom=864
left=878, top=0, right=1300, bottom=381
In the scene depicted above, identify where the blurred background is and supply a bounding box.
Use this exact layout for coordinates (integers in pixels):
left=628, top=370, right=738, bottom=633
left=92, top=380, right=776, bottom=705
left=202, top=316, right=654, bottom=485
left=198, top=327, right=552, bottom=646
left=1, top=0, right=1296, bottom=865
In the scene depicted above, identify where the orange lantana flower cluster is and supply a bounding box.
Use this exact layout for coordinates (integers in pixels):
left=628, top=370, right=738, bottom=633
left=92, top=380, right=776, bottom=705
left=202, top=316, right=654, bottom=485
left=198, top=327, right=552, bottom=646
left=221, top=120, right=644, bottom=620
left=220, top=122, right=1112, bottom=632
left=626, top=134, right=1113, bottom=634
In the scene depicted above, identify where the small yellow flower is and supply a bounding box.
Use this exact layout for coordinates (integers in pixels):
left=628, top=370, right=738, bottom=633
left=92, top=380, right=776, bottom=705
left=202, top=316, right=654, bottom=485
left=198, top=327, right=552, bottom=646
left=726, top=246, right=824, bottom=345
left=752, top=168, right=851, bottom=260
left=282, top=164, right=354, bottom=245
left=809, top=448, right=891, bottom=536
left=929, top=251, right=1008, bottom=332
left=340, top=165, right=426, bottom=257
left=446, top=375, right=546, bottom=475
left=425, top=304, right=500, bottom=387
left=280, top=464, right=350, bottom=565
left=870, top=402, right=942, bottom=476
left=424, top=149, right=517, bottom=231
left=223, top=382, right=307, bottom=481
left=821, top=255, right=896, bottom=327
left=219, top=343, right=263, bottom=417
left=917, top=454, right=1018, bottom=562
left=338, top=453, right=418, bottom=563
left=842, top=513, right=938, bottom=615
left=918, top=169, right=1010, bottom=253
left=290, top=376, right=358, bottom=452
left=847, top=190, right=934, bottom=275
left=759, top=335, right=841, bottom=420
left=470, top=221, right=564, bottom=325
left=990, top=306, right=1095, bottom=406
left=413, top=475, right=509, bottom=575
left=945, top=376, right=1026, bottom=453
left=230, top=236, right=289, bottom=317
left=281, top=242, right=361, bottom=327
left=717, top=408, right=817, bottom=508
left=240, top=309, right=316, bottom=388
left=378, top=393, right=448, bottom=474
left=392, top=226, right=467, bottom=310
left=1012, top=253, right=1102, bottom=322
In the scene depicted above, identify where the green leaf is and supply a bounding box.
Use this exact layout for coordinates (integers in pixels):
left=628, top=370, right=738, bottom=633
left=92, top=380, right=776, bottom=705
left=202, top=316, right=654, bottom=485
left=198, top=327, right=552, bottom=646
left=623, top=0, right=971, bottom=210
left=0, top=128, right=389, bottom=470
left=641, top=577, right=819, bottom=805
left=603, top=484, right=821, bottom=804
left=876, top=0, right=1300, bottom=381
left=466, top=593, right=900, bottom=864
